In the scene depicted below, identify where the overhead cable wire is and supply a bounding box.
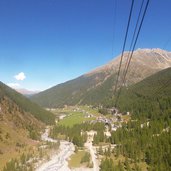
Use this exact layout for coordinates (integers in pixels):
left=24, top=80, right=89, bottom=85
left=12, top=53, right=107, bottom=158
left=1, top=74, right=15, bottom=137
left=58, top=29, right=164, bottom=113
left=115, top=0, right=150, bottom=107
left=113, top=0, right=135, bottom=99
left=122, top=0, right=145, bottom=86
left=122, top=0, right=150, bottom=86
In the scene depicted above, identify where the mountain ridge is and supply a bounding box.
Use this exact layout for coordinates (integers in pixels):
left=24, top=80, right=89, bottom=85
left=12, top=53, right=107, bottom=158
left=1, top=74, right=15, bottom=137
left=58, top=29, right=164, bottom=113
left=86, top=48, right=171, bottom=76
left=31, top=48, right=171, bottom=108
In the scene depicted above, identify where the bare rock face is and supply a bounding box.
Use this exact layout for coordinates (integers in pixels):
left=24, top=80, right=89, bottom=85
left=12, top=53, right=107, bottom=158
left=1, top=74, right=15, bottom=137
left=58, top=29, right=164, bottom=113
left=86, top=48, right=171, bottom=84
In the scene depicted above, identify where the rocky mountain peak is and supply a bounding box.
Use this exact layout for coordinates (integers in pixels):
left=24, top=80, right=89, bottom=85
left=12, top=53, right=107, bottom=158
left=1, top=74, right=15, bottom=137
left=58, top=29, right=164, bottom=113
left=86, top=48, right=171, bottom=76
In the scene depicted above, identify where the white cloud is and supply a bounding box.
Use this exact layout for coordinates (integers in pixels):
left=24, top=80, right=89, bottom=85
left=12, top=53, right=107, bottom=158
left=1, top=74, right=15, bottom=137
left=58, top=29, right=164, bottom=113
left=14, top=72, right=26, bottom=81
left=7, top=83, right=21, bottom=88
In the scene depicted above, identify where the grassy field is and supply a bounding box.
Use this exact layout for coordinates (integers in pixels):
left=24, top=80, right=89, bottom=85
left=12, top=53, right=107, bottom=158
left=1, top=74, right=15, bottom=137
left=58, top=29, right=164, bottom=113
left=58, top=111, right=95, bottom=127
left=51, top=105, right=102, bottom=116
left=79, top=105, right=102, bottom=117
left=69, top=150, right=88, bottom=168
left=51, top=105, right=104, bottom=127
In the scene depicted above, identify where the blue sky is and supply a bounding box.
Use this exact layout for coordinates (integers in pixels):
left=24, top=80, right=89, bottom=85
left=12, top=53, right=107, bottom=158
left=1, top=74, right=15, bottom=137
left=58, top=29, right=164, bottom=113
left=0, top=0, right=171, bottom=91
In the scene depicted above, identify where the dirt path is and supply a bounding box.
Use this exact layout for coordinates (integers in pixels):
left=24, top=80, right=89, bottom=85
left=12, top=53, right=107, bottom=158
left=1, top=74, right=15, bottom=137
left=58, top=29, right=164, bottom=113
left=85, top=132, right=99, bottom=171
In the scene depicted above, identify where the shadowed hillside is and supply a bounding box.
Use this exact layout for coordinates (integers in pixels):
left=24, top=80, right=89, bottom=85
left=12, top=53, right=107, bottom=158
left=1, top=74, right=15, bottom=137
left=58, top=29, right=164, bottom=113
left=0, top=82, right=55, bottom=124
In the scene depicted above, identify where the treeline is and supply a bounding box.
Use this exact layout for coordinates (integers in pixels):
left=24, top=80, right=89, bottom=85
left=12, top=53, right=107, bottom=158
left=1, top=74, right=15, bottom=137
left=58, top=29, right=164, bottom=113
left=50, top=122, right=105, bottom=147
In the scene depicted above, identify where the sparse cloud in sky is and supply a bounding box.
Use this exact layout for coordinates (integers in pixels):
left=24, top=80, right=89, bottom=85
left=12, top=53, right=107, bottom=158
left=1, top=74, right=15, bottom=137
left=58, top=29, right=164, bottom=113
left=7, top=83, right=20, bottom=88
left=14, top=72, right=26, bottom=81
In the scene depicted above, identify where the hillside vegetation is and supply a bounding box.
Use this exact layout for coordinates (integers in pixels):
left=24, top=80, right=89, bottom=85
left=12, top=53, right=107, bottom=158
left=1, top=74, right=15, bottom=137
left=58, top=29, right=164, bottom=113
left=0, top=82, right=55, bottom=124
left=116, top=67, right=171, bottom=115
left=31, top=72, right=117, bottom=107
left=100, top=67, right=171, bottom=170
left=0, top=81, right=55, bottom=169
left=31, top=48, right=171, bottom=108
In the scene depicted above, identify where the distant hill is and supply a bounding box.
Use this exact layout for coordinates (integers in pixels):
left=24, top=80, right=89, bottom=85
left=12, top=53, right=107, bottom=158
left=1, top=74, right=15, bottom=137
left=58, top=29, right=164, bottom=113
left=31, top=48, right=171, bottom=108
left=15, top=88, right=40, bottom=96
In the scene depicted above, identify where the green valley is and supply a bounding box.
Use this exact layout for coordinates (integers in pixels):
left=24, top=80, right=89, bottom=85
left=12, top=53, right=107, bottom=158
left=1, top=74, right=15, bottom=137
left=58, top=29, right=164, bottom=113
left=48, top=67, right=171, bottom=171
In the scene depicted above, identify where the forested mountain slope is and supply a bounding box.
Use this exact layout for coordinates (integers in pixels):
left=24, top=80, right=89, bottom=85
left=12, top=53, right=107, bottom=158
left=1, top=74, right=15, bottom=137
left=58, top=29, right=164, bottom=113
left=115, top=67, right=171, bottom=115
left=0, top=82, right=55, bottom=124
left=103, top=67, right=171, bottom=170
left=31, top=48, right=171, bottom=108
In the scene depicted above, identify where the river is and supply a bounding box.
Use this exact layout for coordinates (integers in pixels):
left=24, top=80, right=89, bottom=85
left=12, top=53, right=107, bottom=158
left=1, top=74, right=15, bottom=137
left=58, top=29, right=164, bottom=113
left=36, top=128, right=75, bottom=171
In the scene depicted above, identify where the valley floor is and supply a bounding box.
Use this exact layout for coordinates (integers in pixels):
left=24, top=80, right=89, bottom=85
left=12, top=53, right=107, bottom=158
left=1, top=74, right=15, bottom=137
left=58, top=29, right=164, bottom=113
left=36, top=140, right=75, bottom=171
left=35, top=127, right=100, bottom=171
